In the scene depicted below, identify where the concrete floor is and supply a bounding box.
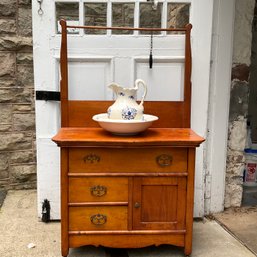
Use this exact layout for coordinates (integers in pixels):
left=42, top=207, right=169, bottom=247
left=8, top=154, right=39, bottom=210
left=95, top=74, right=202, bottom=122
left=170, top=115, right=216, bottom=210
left=215, top=207, right=257, bottom=255
left=0, top=190, right=256, bottom=257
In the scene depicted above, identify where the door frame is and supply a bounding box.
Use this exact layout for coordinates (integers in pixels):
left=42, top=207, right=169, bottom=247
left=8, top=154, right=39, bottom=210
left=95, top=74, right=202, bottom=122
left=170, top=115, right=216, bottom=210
left=189, top=0, right=214, bottom=217
left=205, top=0, right=236, bottom=214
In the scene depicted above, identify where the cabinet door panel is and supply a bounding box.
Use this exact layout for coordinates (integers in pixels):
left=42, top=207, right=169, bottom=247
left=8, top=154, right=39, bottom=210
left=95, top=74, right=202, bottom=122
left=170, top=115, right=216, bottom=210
left=132, top=177, right=186, bottom=230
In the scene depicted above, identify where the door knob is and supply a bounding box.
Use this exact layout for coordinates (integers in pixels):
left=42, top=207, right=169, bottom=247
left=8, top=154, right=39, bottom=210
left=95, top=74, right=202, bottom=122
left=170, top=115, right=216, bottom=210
left=134, top=202, right=141, bottom=208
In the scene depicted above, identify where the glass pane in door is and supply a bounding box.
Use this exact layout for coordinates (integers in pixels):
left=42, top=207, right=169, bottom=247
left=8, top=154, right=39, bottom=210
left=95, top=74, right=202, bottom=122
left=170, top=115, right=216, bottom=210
left=167, top=3, right=190, bottom=33
left=139, top=2, right=162, bottom=34
left=84, top=3, right=107, bottom=34
left=56, top=2, right=79, bottom=34
left=112, top=3, right=134, bottom=34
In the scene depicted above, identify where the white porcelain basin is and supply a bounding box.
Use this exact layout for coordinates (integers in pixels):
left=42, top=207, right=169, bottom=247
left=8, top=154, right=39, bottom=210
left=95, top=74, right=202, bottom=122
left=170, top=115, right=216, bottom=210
left=92, top=113, right=159, bottom=135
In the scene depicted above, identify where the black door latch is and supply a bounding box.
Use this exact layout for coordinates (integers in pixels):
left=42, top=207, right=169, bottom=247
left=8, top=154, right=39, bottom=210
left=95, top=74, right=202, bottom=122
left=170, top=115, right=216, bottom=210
left=36, top=91, right=60, bottom=101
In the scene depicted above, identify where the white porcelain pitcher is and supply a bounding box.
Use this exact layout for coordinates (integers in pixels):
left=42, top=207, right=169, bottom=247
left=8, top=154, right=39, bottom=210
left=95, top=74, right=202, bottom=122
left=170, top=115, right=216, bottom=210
left=107, top=79, right=147, bottom=120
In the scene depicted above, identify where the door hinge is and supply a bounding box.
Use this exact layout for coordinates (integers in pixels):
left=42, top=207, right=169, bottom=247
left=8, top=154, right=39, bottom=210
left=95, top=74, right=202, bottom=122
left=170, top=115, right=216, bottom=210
left=36, top=91, right=60, bottom=101
left=204, top=175, right=212, bottom=199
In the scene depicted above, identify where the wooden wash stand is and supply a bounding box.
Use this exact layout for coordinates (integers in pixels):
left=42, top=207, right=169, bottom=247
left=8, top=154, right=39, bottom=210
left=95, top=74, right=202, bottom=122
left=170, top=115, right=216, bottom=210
left=52, top=20, right=205, bottom=257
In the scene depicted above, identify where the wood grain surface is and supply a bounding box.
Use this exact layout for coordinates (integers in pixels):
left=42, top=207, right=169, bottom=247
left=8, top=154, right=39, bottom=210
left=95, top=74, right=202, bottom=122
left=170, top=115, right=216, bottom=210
left=68, top=147, right=187, bottom=173
left=52, top=127, right=205, bottom=147
left=69, top=206, right=128, bottom=231
left=69, top=177, right=128, bottom=202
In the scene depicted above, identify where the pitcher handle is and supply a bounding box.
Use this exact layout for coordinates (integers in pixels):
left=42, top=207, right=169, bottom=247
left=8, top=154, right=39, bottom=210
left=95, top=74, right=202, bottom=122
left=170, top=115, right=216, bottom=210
left=135, top=79, right=147, bottom=106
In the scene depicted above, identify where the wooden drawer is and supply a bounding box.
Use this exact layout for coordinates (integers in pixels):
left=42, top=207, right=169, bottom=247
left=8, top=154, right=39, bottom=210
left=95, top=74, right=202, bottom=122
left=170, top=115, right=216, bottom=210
left=69, top=147, right=187, bottom=173
left=69, top=206, right=127, bottom=231
left=69, top=177, right=128, bottom=202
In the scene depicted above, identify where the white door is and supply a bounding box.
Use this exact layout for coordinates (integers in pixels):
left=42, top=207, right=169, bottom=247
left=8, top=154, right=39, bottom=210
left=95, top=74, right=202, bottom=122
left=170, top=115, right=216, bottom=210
left=32, top=0, right=213, bottom=219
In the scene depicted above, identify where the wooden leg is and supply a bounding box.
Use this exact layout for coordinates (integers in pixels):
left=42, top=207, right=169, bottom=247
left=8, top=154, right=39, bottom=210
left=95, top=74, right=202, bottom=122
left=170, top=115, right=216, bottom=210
left=184, top=229, right=193, bottom=256
left=61, top=245, right=69, bottom=257
left=184, top=245, right=192, bottom=257
left=184, top=148, right=195, bottom=257
left=61, top=148, right=69, bottom=257
left=184, top=241, right=192, bottom=257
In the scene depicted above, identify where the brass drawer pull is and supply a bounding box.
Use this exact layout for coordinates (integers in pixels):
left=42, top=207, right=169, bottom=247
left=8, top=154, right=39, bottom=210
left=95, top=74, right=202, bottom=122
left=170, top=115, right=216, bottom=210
left=83, top=154, right=100, bottom=163
left=90, top=185, right=107, bottom=197
left=156, top=154, right=172, bottom=167
left=90, top=214, right=107, bottom=225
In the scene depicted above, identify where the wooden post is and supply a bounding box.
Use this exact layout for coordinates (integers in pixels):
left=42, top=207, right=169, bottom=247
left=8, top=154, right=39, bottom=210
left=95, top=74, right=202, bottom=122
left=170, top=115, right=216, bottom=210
left=184, top=24, right=192, bottom=128
left=60, top=19, right=69, bottom=127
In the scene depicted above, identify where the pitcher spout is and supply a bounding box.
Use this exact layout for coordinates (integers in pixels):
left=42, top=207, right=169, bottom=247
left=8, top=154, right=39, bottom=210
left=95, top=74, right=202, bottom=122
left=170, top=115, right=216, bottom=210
left=108, top=83, right=121, bottom=94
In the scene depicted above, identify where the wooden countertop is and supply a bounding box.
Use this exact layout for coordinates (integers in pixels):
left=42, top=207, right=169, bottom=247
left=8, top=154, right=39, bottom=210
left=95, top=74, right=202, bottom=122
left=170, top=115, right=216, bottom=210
left=52, top=128, right=205, bottom=147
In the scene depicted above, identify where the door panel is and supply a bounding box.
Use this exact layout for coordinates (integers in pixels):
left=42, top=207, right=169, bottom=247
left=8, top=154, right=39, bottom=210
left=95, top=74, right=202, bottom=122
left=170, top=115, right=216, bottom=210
left=132, top=177, right=186, bottom=230
left=67, top=58, right=113, bottom=100
left=135, top=58, right=185, bottom=101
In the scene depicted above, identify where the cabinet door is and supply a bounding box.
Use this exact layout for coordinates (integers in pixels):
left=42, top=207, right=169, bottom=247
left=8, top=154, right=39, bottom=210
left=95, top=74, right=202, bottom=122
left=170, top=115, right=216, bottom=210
left=132, top=177, right=186, bottom=230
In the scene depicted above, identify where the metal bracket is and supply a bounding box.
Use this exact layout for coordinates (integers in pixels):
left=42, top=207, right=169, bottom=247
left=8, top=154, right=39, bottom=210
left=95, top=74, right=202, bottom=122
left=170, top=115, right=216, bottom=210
left=37, top=0, right=44, bottom=15
left=147, top=0, right=158, bottom=10
left=36, top=91, right=60, bottom=101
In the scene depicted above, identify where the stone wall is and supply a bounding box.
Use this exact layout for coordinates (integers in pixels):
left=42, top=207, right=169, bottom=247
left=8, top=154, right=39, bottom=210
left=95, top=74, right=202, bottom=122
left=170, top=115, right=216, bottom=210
left=225, top=0, right=256, bottom=208
left=0, top=0, right=36, bottom=192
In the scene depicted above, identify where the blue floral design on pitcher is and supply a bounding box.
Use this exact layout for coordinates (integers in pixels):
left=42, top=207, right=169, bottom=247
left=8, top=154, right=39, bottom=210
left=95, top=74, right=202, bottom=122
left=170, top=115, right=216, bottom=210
left=121, top=107, right=137, bottom=120
left=107, top=108, right=112, bottom=118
